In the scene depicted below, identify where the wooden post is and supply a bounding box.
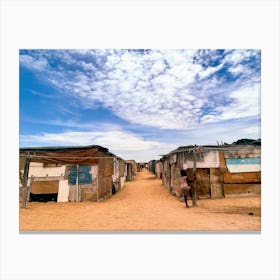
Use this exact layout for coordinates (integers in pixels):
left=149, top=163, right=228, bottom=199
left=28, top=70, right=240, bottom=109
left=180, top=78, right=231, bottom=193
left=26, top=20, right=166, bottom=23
left=76, top=164, right=79, bottom=202
left=27, top=175, right=34, bottom=202
left=192, top=147, right=198, bottom=207
left=21, top=154, right=30, bottom=208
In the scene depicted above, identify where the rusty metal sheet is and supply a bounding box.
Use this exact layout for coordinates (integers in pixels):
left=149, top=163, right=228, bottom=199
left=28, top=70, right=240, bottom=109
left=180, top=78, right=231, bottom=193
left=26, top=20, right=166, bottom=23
left=31, top=180, right=59, bottom=194
left=171, top=167, right=181, bottom=196
left=224, top=171, right=261, bottom=183
left=98, top=152, right=113, bottom=177
left=22, top=148, right=99, bottom=165
left=119, top=160, right=125, bottom=177
left=98, top=177, right=112, bottom=200
left=219, top=151, right=226, bottom=168
left=224, top=183, right=261, bottom=197
left=210, top=168, right=224, bottom=198
left=196, top=168, right=211, bottom=198
left=186, top=168, right=211, bottom=199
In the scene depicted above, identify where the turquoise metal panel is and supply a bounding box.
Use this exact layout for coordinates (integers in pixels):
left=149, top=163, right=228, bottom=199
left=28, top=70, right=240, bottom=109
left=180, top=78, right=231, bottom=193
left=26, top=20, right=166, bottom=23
left=69, top=165, right=92, bottom=185
left=226, top=158, right=261, bottom=165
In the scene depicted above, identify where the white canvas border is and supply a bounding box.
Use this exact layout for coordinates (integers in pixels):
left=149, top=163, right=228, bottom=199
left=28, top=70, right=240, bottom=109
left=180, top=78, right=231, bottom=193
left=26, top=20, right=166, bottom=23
left=1, top=0, right=279, bottom=279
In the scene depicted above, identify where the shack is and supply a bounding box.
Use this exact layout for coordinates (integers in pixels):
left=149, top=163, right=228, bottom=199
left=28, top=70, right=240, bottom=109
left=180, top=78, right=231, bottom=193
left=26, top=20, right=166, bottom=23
left=148, top=160, right=156, bottom=174
left=161, top=140, right=261, bottom=200
left=19, top=145, right=126, bottom=207
left=125, top=160, right=137, bottom=181
left=155, top=160, right=163, bottom=179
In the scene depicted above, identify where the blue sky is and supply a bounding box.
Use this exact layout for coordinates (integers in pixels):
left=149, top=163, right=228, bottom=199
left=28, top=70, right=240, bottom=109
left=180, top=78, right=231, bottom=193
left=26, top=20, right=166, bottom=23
left=19, top=49, right=261, bottom=162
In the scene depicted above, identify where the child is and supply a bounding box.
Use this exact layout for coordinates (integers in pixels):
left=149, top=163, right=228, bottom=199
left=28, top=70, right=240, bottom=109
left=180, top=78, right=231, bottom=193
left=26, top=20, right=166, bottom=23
left=180, top=169, right=191, bottom=207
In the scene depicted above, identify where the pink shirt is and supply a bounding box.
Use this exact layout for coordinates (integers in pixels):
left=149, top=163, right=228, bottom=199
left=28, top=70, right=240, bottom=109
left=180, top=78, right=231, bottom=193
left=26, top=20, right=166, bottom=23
left=180, top=176, right=190, bottom=190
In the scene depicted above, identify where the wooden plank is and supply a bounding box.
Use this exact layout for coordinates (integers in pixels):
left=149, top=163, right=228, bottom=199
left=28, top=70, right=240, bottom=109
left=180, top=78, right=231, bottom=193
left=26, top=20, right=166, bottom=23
left=196, top=168, right=210, bottom=199
left=210, top=168, right=224, bottom=198
left=224, top=183, right=261, bottom=197
left=219, top=151, right=226, bottom=168
left=171, top=167, right=181, bottom=196
left=31, top=180, right=59, bottom=194
left=187, top=168, right=211, bottom=199
left=33, top=176, right=65, bottom=181
left=224, top=171, right=261, bottom=183
left=27, top=148, right=99, bottom=165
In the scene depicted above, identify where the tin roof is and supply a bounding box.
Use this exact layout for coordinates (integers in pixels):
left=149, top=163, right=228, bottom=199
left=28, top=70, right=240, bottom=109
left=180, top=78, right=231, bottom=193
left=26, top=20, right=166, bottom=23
left=20, top=144, right=108, bottom=153
left=161, top=139, right=261, bottom=158
left=19, top=145, right=114, bottom=165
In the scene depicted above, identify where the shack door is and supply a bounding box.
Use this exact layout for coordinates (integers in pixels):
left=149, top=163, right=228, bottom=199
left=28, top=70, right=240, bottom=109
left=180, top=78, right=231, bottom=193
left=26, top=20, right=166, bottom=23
left=98, top=157, right=113, bottom=200
left=68, top=165, right=93, bottom=202
left=196, top=168, right=211, bottom=199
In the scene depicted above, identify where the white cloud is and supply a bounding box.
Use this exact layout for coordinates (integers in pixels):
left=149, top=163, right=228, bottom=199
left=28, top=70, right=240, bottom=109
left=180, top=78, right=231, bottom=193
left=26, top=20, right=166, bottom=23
left=199, top=63, right=224, bottom=79
left=20, top=49, right=261, bottom=130
left=224, top=49, right=257, bottom=65
left=202, top=83, right=260, bottom=123
left=228, top=64, right=245, bottom=75
left=20, top=129, right=177, bottom=161
left=240, top=125, right=260, bottom=136
left=20, top=54, right=49, bottom=72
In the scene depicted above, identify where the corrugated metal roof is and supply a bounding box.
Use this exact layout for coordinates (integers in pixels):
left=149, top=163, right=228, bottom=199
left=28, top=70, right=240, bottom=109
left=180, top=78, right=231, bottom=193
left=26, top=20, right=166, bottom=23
left=161, top=141, right=261, bottom=158
left=20, top=144, right=108, bottom=153
left=19, top=145, right=123, bottom=164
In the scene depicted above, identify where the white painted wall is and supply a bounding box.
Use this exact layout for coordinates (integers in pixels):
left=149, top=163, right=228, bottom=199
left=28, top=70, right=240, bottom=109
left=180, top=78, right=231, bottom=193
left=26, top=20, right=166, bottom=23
left=90, top=165, right=98, bottom=177
left=120, top=177, right=125, bottom=189
left=183, top=151, right=220, bottom=169
left=57, top=180, right=69, bottom=202
left=29, top=162, right=66, bottom=177
left=112, top=158, right=120, bottom=182
left=227, top=164, right=261, bottom=173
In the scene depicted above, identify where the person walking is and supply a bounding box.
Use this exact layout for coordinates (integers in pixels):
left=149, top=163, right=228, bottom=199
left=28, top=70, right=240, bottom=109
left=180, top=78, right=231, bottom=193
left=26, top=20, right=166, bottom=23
left=180, top=169, right=191, bottom=208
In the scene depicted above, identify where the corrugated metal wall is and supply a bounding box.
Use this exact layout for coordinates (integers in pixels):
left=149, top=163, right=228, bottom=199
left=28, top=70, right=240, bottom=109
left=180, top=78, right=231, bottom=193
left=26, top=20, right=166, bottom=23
left=98, top=151, right=113, bottom=201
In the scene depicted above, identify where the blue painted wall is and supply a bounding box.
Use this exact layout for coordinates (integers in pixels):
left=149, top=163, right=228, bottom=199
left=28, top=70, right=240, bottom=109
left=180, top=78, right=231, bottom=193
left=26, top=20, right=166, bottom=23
left=68, top=165, right=92, bottom=185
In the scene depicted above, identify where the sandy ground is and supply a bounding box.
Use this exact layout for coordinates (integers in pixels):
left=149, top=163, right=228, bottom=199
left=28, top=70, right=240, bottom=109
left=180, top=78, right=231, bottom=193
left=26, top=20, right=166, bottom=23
left=19, top=169, right=261, bottom=231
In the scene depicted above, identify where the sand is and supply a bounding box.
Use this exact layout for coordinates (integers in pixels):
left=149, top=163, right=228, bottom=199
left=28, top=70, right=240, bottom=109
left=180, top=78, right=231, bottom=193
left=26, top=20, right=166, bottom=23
left=19, top=169, right=261, bottom=231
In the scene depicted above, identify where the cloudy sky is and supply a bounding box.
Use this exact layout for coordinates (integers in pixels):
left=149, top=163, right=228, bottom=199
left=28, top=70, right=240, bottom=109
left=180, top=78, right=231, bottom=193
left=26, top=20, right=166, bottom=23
left=19, top=49, right=261, bottom=162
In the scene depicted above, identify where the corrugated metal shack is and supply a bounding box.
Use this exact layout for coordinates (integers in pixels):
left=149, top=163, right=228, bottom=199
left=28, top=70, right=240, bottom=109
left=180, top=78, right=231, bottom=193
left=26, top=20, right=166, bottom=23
left=136, top=162, right=146, bottom=172
left=125, top=160, right=137, bottom=181
left=19, top=145, right=126, bottom=207
left=161, top=140, right=261, bottom=200
left=148, top=160, right=156, bottom=174
left=155, top=160, right=163, bottom=179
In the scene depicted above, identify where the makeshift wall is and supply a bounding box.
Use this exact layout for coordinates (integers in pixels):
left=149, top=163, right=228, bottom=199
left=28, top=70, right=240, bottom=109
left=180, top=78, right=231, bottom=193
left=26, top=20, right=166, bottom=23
left=20, top=146, right=124, bottom=203
left=210, top=168, right=224, bottom=198
left=68, top=164, right=98, bottom=202
left=126, top=163, right=133, bottom=181
left=57, top=180, right=69, bottom=202
left=162, top=159, right=171, bottom=192
left=162, top=146, right=261, bottom=199
left=29, top=162, right=66, bottom=177
left=31, top=180, right=59, bottom=194
left=155, top=161, right=163, bottom=179
left=223, top=184, right=261, bottom=197
left=112, top=158, right=126, bottom=192
left=182, top=150, right=220, bottom=169
left=170, top=166, right=181, bottom=196
left=98, top=151, right=113, bottom=201
left=28, top=163, right=64, bottom=197
left=119, top=159, right=126, bottom=189
left=223, top=145, right=261, bottom=197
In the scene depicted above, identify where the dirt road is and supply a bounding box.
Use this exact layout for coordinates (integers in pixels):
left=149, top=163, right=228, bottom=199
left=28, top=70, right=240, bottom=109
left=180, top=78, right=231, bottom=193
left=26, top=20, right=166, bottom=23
left=20, top=169, right=261, bottom=231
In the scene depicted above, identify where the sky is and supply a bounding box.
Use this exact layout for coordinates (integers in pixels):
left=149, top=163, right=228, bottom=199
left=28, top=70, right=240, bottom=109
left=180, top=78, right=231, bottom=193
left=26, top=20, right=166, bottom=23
left=19, top=49, right=261, bottom=162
